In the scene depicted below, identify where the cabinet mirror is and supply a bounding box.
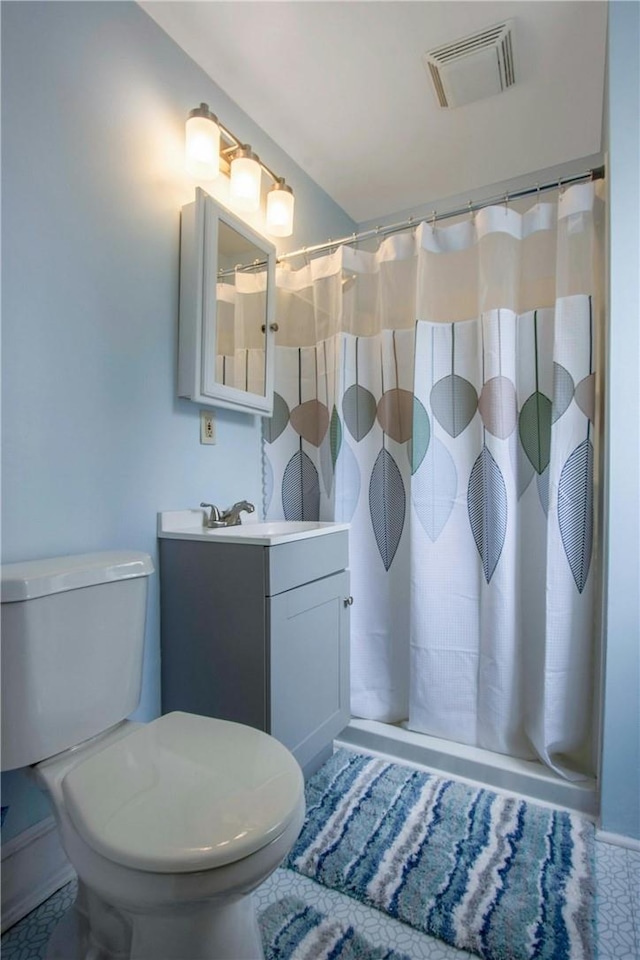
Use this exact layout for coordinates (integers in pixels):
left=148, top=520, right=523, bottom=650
left=178, top=188, right=277, bottom=415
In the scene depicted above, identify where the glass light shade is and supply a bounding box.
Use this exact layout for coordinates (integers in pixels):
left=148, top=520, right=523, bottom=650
left=266, top=182, right=295, bottom=237
left=229, top=148, right=262, bottom=212
left=185, top=111, right=220, bottom=180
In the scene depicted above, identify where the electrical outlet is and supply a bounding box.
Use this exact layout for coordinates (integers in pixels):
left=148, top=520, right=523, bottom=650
left=200, top=410, right=216, bottom=445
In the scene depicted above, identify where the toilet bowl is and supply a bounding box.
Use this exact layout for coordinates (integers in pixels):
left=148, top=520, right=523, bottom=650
left=39, top=712, right=305, bottom=960
left=1, top=552, right=305, bottom=960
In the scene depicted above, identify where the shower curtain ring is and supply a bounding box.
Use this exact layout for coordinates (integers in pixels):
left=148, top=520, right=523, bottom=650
left=536, top=183, right=541, bottom=206
left=468, top=200, right=475, bottom=222
left=504, top=192, right=509, bottom=214
left=430, top=210, right=437, bottom=232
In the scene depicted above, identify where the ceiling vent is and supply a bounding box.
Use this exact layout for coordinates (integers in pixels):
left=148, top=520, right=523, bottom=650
left=424, top=20, right=516, bottom=109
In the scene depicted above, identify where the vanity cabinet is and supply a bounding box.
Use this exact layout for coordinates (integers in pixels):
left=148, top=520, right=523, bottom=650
left=159, top=530, right=350, bottom=776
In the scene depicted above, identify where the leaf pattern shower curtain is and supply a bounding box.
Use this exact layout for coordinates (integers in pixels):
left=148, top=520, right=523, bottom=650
left=262, top=181, right=604, bottom=779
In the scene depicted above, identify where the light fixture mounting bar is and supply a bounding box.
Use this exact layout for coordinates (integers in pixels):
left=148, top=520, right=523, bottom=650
left=218, top=123, right=242, bottom=151
left=217, top=121, right=279, bottom=186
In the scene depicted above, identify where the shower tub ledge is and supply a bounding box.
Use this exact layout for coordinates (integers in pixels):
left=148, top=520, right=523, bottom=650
left=335, top=719, right=598, bottom=819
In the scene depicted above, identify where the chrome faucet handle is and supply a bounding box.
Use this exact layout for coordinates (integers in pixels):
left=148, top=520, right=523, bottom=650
left=200, top=502, right=223, bottom=528
left=220, top=500, right=255, bottom=526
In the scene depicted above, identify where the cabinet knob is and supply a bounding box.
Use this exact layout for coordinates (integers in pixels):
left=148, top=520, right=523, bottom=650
left=344, top=596, right=354, bottom=607
left=261, top=323, right=279, bottom=333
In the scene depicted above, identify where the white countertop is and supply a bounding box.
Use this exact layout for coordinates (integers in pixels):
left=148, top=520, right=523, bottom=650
left=157, top=510, right=349, bottom=546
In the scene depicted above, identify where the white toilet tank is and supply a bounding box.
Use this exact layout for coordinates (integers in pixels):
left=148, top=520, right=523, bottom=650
left=1, top=551, right=154, bottom=771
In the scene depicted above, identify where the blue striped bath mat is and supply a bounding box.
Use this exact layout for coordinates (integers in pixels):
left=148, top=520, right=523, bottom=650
left=260, top=896, right=411, bottom=960
left=286, top=750, right=597, bottom=960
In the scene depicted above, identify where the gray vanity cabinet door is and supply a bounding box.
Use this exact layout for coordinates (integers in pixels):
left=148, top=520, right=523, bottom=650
left=159, top=539, right=269, bottom=731
left=268, top=570, right=350, bottom=771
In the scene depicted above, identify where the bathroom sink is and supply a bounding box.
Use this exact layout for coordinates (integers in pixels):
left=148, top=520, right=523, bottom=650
left=203, top=521, right=335, bottom=539
left=157, top=511, right=348, bottom=545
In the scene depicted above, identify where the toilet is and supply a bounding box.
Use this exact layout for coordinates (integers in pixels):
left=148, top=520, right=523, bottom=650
left=1, top=551, right=305, bottom=960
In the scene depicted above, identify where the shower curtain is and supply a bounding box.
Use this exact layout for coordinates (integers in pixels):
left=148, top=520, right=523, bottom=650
left=262, top=181, right=604, bottom=779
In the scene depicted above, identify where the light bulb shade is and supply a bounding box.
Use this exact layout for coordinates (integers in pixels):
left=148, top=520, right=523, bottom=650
left=185, top=104, right=220, bottom=180
left=266, top=180, right=295, bottom=237
left=229, top=146, right=262, bottom=212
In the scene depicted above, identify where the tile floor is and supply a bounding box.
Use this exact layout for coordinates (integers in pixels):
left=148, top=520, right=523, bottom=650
left=1, top=838, right=638, bottom=960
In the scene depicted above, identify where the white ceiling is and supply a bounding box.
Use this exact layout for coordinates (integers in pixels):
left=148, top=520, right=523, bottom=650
left=142, top=1, right=607, bottom=224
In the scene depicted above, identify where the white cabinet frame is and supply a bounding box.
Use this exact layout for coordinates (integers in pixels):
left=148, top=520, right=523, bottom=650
left=178, top=188, right=276, bottom=416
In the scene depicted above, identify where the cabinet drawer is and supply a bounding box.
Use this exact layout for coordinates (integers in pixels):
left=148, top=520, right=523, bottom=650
left=266, top=531, right=348, bottom=595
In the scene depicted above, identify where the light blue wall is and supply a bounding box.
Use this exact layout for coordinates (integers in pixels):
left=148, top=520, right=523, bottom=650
left=0, top=0, right=355, bottom=845
left=599, top=0, right=640, bottom=841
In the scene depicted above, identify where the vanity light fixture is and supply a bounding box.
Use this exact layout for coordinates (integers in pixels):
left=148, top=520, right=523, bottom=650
left=185, top=103, right=221, bottom=180
left=266, top=178, right=295, bottom=238
left=229, top=145, right=262, bottom=212
left=185, top=103, right=295, bottom=237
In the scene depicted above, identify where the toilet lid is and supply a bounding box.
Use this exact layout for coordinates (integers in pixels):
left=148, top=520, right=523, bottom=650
left=62, top=712, right=304, bottom=873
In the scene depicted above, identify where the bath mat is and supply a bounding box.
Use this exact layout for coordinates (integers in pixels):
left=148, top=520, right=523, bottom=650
left=287, top=750, right=597, bottom=960
left=259, top=896, right=411, bottom=960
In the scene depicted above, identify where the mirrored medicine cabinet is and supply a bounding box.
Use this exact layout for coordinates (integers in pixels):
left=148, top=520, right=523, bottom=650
left=178, top=188, right=277, bottom=416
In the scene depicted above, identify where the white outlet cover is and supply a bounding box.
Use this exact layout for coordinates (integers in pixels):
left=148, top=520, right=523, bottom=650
left=200, top=410, right=216, bottom=445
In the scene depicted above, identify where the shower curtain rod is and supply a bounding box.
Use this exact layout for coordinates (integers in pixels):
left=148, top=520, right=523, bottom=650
left=217, top=165, right=604, bottom=277
left=278, top=164, right=605, bottom=264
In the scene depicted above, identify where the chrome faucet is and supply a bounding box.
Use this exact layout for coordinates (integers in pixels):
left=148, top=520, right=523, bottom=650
left=220, top=500, right=255, bottom=526
left=200, top=502, right=223, bottom=527
left=200, top=500, right=255, bottom=528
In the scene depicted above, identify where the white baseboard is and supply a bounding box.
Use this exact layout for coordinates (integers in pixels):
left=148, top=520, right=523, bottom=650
left=1, top=816, right=76, bottom=933
left=596, top=828, right=640, bottom=852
